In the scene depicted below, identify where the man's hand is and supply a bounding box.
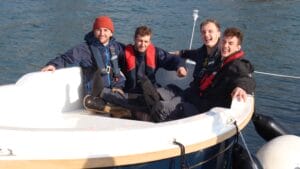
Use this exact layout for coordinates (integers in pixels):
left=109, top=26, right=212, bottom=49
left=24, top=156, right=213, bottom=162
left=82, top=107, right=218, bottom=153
left=169, top=50, right=180, bottom=56
left=231, top=87, right=247, bottom=102
left=41, top=65, right=56, bottom=72
left=177, top=67, right=187, bottom=77
left=112, top=88, right=126, bottom=98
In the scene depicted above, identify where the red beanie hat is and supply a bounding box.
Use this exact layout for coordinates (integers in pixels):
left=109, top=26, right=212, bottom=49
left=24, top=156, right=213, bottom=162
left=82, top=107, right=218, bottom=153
left=93, top=16, right=114, bottom=33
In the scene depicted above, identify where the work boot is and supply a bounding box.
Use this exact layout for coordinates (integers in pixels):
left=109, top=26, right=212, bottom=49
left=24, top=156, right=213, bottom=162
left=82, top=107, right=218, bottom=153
left=149, top=102, right=167, bottom=122
left=83, top=95, right=106, bottom=113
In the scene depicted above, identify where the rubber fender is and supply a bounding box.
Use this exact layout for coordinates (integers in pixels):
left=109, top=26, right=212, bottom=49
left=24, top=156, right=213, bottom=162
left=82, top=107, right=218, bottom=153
left=232, top=143, right=263, bottom=169
left=256, top=135, right=300, bottom=169
left=252, top=113, right=289, bottom=141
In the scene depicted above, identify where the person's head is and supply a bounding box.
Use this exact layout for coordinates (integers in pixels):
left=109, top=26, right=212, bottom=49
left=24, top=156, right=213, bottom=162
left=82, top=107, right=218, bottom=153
left=93, top=16, right=114, bottom=45
left=134, top=26, right=152, bottom=53
left=221, top=27, right=243, bottom=58
left=200, top=19, right=221, bottom=49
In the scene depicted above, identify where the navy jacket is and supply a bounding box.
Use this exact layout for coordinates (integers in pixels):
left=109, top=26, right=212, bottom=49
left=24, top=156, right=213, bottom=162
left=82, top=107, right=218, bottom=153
left=45, top=31, right=125, bottom=95
left=181, top=44, right=221, bottom=88
left=120, top=45, right=186, bottom=93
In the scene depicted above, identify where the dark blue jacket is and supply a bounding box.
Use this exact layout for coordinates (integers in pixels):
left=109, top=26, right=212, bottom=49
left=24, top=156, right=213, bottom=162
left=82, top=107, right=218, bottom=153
left=181, top=44, right=221, bottom=89
left=120, top=45, right=186, bottom=93
left=45, top=31, right=125, bottom=95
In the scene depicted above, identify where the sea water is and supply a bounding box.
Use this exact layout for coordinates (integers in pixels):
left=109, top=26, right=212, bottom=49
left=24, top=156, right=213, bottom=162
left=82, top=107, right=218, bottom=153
left=0, top=0, right=299, bottom=155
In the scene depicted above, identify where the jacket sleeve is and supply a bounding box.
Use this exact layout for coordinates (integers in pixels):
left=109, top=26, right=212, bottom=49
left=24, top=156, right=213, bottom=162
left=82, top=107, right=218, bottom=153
left=112, top=42, right=126, bottom=89
left=45, top=43, right=92, bottom=69
left=180, top=48, right=201, bottom=61
left=156, top=47, right=186, bottom=71
left=229, top=59, right=256, bottom=95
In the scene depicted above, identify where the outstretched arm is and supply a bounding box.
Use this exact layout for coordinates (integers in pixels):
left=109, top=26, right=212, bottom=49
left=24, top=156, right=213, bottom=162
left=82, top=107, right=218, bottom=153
left=156, top=47, right=187, bottom=76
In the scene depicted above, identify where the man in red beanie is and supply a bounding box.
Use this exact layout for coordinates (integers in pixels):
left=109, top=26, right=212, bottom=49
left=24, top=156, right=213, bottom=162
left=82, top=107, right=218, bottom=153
left=41, top=15, right=126, bottom=113
left=84, top=26, right=188, bottom=121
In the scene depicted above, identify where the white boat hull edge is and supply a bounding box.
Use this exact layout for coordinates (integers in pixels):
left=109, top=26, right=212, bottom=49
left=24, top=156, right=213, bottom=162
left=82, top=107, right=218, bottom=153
left=0, top=67, right=254, bottom=169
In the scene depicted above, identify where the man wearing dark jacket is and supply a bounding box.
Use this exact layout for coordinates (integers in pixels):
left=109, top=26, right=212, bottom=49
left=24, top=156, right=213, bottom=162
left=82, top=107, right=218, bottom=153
left=41, top=16, right=125, bottom=111
left=85, top=26, right=187, bottom=114
left=142, top=27, right=255, bottom=122
left=121, top=26, right=187, bottom=93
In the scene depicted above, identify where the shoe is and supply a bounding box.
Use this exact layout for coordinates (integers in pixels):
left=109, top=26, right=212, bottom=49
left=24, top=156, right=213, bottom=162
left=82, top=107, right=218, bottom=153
left=83, top=95, right=106, bottom=113
left=150, top=102, right=168, bottom=122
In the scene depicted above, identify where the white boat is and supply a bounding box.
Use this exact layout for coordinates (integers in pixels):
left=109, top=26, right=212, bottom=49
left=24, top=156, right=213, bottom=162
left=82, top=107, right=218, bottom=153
left=0, top=67, right=254, bottom=169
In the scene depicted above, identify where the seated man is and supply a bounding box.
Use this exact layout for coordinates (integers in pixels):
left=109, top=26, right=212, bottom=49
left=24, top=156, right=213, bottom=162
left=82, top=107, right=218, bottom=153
left=83, top=26, right=187, bottom=120
left=41, top=16, right=126, bottom=113
left=141, top=27, right=256, bottom=122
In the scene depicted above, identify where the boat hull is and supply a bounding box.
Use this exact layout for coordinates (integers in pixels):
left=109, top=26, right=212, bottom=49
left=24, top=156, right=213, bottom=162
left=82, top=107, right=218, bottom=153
left=0, top=67, right=254, bottom=169
left=113, top=137, right=235, bottom=169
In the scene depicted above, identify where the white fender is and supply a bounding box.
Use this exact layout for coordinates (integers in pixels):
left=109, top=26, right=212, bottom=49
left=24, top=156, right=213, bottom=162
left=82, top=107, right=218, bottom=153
left=256, top=135, right=300, bottom=169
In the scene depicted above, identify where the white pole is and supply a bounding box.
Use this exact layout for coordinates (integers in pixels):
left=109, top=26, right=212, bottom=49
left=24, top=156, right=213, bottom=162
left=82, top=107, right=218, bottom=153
left=187, top=9, right=199, bottom=65
left=189, top=9, right=199, bottom=49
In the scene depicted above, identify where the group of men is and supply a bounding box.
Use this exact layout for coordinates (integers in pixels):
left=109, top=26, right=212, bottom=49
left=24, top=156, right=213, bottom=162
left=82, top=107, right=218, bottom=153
left=41, top=15, right=255, bottom=122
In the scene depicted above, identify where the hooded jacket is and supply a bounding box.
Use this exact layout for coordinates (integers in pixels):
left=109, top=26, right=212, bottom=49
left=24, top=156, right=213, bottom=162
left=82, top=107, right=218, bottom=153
left=184, top=50, right=255, bottom=113
left=45, top=31, right=125, bottom=95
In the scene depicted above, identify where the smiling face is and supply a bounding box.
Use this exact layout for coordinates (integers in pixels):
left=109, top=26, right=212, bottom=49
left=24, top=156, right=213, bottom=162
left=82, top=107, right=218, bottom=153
left=221, top=36, right=241, bottom=58
left=200, top=22, right=221, bottom=49
left=93, top=27, right=113, bottom=45
left=134, top=35, right=151, bottom=53
left=221, top=27, right=243, bottom=58
left=133, top=26, right=152, bottom=53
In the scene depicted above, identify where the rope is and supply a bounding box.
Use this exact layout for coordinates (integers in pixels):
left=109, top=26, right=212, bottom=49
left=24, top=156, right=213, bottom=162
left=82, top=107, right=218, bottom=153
left=186, top=60, right=300, bottom=79
left=173, top=140, right=190, bottom=169
left=254, top=70, right=300, bottom=79
left=189, top=141, right=235, bottom=169
left=233, top=121, right=259, bottom=169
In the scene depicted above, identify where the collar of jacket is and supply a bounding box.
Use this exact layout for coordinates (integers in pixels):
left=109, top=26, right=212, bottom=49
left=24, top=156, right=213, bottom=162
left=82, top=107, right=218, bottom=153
left=222, top=50, right=244, bottom=67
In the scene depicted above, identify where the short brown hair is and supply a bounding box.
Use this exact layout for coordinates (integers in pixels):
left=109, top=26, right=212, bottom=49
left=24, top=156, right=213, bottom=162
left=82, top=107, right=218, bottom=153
left=200, top=19, right=221, bottom=31
left=134, top=26, right=152, bottom=39
left=223, top=27, right=243, bottom=45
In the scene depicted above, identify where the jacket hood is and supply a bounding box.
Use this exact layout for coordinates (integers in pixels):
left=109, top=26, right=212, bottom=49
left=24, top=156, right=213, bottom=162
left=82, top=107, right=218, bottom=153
left=242, top=59, right=255, bottom=73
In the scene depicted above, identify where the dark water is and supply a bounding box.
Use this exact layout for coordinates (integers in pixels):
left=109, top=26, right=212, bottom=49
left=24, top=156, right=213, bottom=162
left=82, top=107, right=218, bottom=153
left=1, top=0, right=299, bottom=154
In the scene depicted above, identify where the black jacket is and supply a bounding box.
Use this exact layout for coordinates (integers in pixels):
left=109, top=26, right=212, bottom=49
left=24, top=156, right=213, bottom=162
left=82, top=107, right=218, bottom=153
left=185, top=52, right=255, bottom=113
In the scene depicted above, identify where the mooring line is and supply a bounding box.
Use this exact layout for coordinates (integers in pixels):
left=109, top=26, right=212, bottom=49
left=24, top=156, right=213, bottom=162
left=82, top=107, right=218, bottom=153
left=254, top=71, right=300, bottom=79
left=186, top=60, right=300, bottom=79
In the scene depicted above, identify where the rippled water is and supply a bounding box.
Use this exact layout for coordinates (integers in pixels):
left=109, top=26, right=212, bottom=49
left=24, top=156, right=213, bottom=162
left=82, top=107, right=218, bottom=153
left=1, top=0, right=299, bottom=153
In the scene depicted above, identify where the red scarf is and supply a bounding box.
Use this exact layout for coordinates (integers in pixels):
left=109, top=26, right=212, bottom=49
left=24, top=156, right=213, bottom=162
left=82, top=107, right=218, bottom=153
left=199, top=51, right=245, bottom=95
